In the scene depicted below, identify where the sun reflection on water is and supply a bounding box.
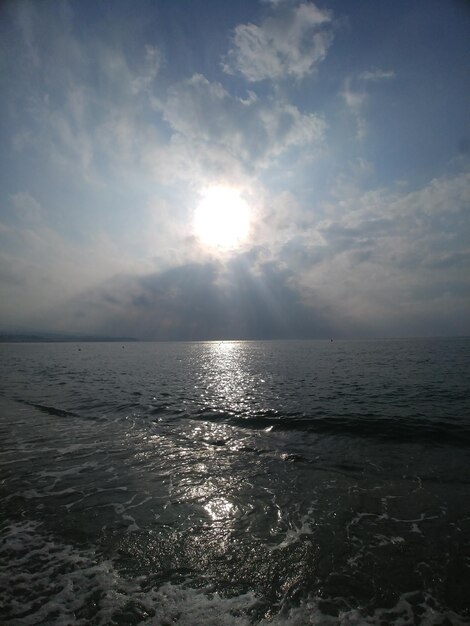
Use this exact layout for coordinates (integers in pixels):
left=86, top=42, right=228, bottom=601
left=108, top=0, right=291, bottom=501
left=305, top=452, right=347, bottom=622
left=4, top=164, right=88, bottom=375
left=197, top=341, right=259, bottom=415
left=204, top=497, right=236, bottom=521
left=177, top=342, right=265, bottom=530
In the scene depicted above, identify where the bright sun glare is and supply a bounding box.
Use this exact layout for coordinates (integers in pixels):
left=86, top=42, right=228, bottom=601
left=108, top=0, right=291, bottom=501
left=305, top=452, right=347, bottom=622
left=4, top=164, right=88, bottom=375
left=194, top=186, right=251, bottom=249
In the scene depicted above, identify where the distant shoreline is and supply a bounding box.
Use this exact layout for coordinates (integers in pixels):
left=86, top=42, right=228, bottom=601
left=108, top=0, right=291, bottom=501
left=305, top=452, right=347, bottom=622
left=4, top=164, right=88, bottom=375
left=0, top=335, right=139, bottom=343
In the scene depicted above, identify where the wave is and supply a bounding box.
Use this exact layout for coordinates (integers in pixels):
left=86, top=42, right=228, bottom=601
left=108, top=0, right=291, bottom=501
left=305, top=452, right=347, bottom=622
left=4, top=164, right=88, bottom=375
left=6, top=396, right=470, bottom=447
left=10, top=398, right=105, bottom=422
left=23, top=401, right=80, bottom=419
left=190, top=408, right=470, bottom=446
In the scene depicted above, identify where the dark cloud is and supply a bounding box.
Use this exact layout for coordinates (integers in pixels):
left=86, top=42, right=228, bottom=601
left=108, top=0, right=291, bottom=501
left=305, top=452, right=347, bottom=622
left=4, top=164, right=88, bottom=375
left=64, top=258, right=334, bottom=340
left=427, top=250, right=470, bottom=270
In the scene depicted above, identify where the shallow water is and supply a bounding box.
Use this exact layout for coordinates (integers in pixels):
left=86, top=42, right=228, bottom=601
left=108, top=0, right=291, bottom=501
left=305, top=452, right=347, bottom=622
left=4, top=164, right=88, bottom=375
left=1, top=338, right=469, bottom=624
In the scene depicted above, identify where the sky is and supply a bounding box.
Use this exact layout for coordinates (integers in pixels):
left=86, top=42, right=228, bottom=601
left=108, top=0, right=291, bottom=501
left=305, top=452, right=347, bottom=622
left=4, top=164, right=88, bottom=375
left=0, top=0, right=469, bottom=340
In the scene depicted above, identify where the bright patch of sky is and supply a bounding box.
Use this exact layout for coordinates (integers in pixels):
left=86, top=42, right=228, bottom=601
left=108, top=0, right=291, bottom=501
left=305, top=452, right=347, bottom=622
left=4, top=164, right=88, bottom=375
left=0, top=0, right=469, bottom=339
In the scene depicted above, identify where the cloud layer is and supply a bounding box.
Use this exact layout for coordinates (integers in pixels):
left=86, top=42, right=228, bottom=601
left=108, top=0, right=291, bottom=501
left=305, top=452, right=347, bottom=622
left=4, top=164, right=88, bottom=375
left=1, top=0, right=469, bottom=338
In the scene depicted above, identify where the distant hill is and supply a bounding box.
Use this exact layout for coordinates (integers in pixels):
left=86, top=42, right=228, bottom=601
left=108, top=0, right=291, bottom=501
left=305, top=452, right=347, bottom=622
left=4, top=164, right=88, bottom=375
left=0, top=333, right=139, bottom=343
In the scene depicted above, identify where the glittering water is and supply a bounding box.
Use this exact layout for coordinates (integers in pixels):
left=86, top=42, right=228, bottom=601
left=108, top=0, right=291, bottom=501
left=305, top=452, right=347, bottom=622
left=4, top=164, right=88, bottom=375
left=1, top=338, right=469, bottom=625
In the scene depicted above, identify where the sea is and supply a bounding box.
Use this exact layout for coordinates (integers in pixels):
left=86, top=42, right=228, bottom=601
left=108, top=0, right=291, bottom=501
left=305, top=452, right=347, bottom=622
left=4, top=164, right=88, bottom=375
left=1, top=338, right=469, bottom=625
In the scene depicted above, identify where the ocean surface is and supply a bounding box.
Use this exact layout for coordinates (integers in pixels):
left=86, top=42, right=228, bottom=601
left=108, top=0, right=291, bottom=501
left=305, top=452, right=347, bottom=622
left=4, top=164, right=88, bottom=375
left=1, top=338, right=469, bottom=625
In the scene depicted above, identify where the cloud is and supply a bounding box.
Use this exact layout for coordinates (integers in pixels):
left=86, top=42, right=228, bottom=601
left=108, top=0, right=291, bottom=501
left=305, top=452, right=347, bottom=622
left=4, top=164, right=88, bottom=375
left=286, top=171, right=470, bottom=335
left=47, top=257, right=335, bottom=340
left=131, top=45, right=161, bottom=94
left=3, top=167, right=468, bottom=338
left=2, top=0, right=163, bottom=182
left=222, top=2, right=333, bottom=82
left=341, top=79, right=367, bottom=139
left=1, top=1, right=468, bottom=341
left=154, top=73, right=326, bottom=177
left=341, top=68, right=395, bottom=139
left=359, top=69, right=395, bottom=82
left=55, top=170, right=468, bottom=340
left=261, top=0, right=294, bottom=5
left=3, top=1, right=327, bottom=205
left=0, top=193, right=144, bottom=332
left=10, top=192, right=42, bottom=222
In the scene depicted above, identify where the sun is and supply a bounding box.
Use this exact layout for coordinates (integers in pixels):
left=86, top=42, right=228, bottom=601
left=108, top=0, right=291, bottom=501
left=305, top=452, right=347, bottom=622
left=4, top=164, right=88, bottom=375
left=194, top=186, right=251, bottom=249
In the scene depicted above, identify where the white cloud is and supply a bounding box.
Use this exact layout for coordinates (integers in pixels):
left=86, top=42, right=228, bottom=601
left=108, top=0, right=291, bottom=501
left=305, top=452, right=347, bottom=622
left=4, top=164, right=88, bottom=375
left=3, top=0, right=163, bottom=182
left=287, top=171, right=470, bottom=334
left=154, top=74, right=326, bottom=176
left=261, top=0, right=294, bottom=5
left=359, top=69, right=395, bottom=82
left=223, top=2, right=333, bottom=82
left=131, top=45, right=161, bottom=94
left=341, top=69, right=395, bottom=139
left=341, top=82, right=365, bottom=111
left=10, top=192, right=42, bottom=222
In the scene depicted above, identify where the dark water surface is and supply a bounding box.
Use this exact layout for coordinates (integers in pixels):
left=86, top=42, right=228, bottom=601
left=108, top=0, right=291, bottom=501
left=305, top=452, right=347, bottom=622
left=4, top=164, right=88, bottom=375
left=1, top=338, right=469, bottom=624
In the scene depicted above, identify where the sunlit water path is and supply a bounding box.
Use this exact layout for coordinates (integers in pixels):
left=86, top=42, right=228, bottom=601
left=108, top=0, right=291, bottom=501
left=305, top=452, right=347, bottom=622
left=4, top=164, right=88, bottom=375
left=1, top=339, right=469, bottom=624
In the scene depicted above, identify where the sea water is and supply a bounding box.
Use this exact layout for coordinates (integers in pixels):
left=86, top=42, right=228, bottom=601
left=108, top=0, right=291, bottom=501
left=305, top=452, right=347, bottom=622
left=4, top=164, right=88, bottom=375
left=1, top=338, right=469, bottom=624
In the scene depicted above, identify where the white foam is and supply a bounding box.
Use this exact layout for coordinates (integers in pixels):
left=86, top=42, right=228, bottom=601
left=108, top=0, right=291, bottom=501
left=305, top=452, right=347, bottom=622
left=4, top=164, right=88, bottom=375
left=144, top=584, right=257, bottom=625
left=0, top=519, right=256, bottom=625
left=270, top=514, right=315, bottom=551
left=260, top=592, right=469, bottom=626
left=1, top=519, right=467, bottom=626
left=373, top=534, right=405, bottom=547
